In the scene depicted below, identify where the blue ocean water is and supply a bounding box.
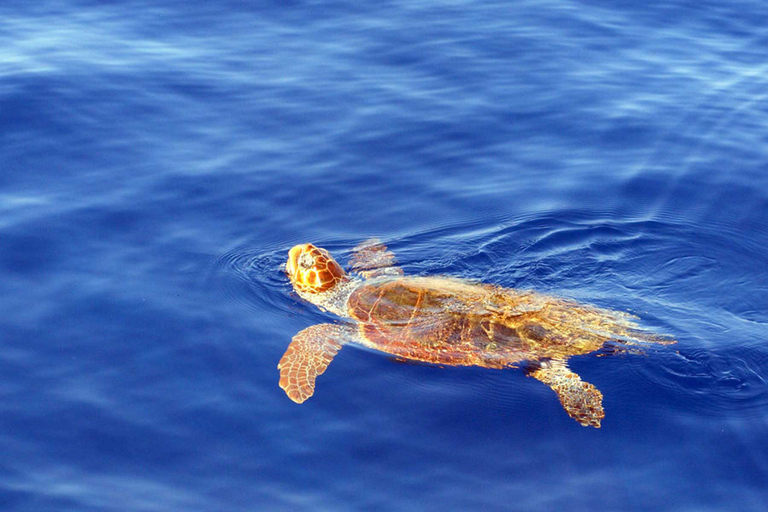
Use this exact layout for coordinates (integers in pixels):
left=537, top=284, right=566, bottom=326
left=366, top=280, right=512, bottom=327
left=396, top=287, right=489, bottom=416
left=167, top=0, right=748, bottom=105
left=2, top=0, right=768, bottom=510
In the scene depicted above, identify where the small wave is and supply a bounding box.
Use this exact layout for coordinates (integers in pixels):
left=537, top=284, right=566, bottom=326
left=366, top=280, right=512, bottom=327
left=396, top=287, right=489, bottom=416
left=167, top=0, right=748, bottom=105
left=211, top=243, right=295, bottom=320
left=650, top=345, right=768, bottom=420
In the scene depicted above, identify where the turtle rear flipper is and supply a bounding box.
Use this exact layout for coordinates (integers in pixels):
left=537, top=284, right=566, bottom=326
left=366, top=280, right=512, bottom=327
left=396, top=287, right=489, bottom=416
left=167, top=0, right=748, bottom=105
left=528, top=360, right=605, bottom=428
left=278, top=324, right=349, bottom=403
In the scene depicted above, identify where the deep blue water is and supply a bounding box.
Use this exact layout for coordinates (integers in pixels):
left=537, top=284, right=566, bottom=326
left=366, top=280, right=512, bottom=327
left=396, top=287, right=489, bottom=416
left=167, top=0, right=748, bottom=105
left=2, top=0, right=768, bottom=510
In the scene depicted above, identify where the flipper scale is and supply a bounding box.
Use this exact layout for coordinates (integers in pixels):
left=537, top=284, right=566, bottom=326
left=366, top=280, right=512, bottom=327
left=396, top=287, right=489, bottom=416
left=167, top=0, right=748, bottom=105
left=529, top=360, right=605, bottom=428
left=350, top=238, right=404, bottom=279
left=278, top=324, right=345, bottom=403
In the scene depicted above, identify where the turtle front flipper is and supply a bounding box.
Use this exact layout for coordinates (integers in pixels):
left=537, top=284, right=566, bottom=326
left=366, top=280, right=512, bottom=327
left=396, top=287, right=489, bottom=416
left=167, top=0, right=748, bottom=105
left=350, top=238, right=404, bottom=279
left=528, top=360, right=605, bottom=428
left=278, top=324, right=349, bottom=403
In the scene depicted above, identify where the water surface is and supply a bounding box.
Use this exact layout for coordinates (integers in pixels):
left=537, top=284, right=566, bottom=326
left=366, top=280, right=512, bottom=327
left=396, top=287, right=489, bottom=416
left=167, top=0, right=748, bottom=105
left=1, top=0, right=767, bottom=510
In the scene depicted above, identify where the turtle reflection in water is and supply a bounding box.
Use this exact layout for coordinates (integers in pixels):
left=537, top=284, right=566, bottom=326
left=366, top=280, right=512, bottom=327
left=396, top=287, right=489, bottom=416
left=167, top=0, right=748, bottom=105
left=279, top=240, right=674, bottom=427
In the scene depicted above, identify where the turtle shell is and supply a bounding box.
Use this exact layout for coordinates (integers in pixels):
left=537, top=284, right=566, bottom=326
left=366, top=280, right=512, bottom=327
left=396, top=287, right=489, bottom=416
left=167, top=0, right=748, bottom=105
left=347, top=276, right=613, bottom=368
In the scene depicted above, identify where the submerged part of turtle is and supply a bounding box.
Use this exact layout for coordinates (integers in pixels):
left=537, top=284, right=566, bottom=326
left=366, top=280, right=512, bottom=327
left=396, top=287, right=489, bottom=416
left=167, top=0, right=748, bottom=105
left=279, top=239, right=675, bottom=427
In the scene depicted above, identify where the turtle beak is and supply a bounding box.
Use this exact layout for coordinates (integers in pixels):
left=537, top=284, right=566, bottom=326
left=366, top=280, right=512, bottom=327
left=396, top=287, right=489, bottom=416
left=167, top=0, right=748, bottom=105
left=286, top=245, right=302, bottom=278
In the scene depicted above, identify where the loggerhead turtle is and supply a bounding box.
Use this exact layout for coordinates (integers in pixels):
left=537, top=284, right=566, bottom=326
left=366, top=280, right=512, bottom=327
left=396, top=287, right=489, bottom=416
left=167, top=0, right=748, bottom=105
left=279, top=240, right=674, bottom=427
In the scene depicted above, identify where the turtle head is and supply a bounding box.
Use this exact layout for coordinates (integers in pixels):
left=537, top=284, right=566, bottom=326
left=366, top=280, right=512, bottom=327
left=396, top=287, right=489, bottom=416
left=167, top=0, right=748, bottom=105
left=286, top=243, right=346, bottom=294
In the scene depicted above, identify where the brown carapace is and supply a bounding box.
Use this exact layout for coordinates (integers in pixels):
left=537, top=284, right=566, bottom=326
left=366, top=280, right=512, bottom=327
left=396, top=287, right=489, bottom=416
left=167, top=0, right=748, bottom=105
left=278, top=239, right=675, bottom=427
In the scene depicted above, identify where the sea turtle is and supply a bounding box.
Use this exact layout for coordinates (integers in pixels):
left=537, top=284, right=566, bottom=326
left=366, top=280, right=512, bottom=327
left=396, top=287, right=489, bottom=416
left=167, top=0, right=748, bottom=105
left=279, top=239, right=674, bottom=427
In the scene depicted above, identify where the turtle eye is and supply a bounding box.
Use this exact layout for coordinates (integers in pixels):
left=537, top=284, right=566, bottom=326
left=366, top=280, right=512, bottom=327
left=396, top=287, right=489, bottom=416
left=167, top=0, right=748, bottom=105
left=298, top=253, right=315, bottom=270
